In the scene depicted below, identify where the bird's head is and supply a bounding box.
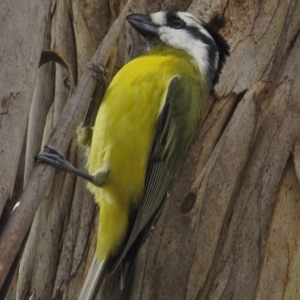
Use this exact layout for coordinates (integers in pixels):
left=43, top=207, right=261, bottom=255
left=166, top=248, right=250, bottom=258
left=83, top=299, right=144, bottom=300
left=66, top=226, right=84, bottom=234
left=127, top=11, right=229, bottom=85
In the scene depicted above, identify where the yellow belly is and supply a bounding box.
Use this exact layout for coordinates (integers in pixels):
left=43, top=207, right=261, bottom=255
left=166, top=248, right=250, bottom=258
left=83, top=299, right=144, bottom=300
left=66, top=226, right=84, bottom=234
left=87, top=54, right=186, bottom=260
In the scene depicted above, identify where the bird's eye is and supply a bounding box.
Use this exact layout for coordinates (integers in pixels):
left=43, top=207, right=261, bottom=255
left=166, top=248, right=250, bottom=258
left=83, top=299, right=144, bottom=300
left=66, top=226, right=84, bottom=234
left=168, top=17, right=185, bottom=29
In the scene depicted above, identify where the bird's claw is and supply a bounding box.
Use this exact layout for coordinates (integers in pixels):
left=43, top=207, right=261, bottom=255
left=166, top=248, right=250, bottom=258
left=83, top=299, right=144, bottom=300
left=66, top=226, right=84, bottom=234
left=35, top=145, right=70, bottom=172
left=87, top=63, right=107, bottom=81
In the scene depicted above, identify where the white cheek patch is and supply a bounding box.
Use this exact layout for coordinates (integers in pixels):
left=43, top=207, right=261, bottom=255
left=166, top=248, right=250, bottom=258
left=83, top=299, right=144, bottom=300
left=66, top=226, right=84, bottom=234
left=158, top=26, right=209, bottom=73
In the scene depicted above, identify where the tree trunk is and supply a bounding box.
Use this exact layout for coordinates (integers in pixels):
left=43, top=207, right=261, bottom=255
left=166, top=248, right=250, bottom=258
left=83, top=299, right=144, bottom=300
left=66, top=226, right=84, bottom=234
left=1, top=0, right=300, bottom=299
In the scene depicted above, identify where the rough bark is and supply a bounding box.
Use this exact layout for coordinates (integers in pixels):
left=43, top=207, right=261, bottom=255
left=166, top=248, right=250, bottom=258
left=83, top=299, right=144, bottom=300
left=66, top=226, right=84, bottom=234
left=0, top=0, right=50, bottom=216
left=1, top=0, right=300, bottom=299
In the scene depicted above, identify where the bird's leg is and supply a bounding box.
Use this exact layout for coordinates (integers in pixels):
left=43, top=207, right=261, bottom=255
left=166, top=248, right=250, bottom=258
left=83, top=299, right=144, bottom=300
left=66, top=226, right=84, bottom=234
left=35, top=145, right=109, bottom=187
left=83, top=63, right=107, bottom=128
left=77, top=64, right=108, bottom=148
left=36, top=64, right=109, bottom=186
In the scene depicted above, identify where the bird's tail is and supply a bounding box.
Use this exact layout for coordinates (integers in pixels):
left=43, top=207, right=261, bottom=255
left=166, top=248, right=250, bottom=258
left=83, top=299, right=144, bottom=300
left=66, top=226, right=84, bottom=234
left=79, top=254, right=109, bottom=300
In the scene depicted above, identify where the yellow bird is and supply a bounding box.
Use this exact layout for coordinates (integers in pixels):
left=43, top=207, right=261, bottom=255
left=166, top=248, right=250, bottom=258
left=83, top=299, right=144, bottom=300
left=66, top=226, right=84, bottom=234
left=36, top=10, right=229, bottom=298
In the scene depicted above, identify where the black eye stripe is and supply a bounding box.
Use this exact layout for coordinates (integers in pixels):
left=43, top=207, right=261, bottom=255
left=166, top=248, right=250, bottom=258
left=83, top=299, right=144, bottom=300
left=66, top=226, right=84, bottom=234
left=166, top=12, right=186, bottom=29
left=168, top=17, right=185, bottom=28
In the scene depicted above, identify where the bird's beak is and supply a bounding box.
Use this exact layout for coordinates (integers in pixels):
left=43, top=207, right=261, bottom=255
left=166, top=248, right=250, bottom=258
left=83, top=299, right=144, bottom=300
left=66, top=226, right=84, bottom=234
left=127, top=14, right=159, bottom=38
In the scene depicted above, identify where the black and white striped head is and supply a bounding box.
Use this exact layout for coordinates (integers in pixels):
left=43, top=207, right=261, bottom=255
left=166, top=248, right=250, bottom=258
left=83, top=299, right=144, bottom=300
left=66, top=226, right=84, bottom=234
left=127, top=11, right=229, bottom=85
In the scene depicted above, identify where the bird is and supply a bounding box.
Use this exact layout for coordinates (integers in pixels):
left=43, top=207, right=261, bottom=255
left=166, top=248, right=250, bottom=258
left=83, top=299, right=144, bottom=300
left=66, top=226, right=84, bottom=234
left=36, top=10, right=229, bottom=299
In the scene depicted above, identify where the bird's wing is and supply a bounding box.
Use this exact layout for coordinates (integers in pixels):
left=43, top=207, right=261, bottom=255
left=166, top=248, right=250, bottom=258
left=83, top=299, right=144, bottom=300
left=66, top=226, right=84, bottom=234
left=108, top=74, right=203, bottom=286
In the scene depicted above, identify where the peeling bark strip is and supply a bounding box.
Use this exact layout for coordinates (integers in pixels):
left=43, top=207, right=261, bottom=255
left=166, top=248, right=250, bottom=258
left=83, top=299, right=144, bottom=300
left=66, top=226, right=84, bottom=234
left=1, top=0, right=300, bottom=299
left=0, top=0, right=133, bottom=296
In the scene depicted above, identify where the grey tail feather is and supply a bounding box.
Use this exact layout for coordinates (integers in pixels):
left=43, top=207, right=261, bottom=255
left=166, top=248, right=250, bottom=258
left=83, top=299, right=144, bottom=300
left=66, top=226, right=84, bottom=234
left=79, top=254, right=110, bottom=300
left=120, top=248, right=138, bottom=290
left=120, top=198, right=167, bottom=290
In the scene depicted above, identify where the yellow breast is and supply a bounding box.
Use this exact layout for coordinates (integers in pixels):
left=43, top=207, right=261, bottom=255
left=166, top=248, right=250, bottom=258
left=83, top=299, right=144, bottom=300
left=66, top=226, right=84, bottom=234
left=88, top=55, right=181, bottom=206
left=86, top=52, right=193, bottom=260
